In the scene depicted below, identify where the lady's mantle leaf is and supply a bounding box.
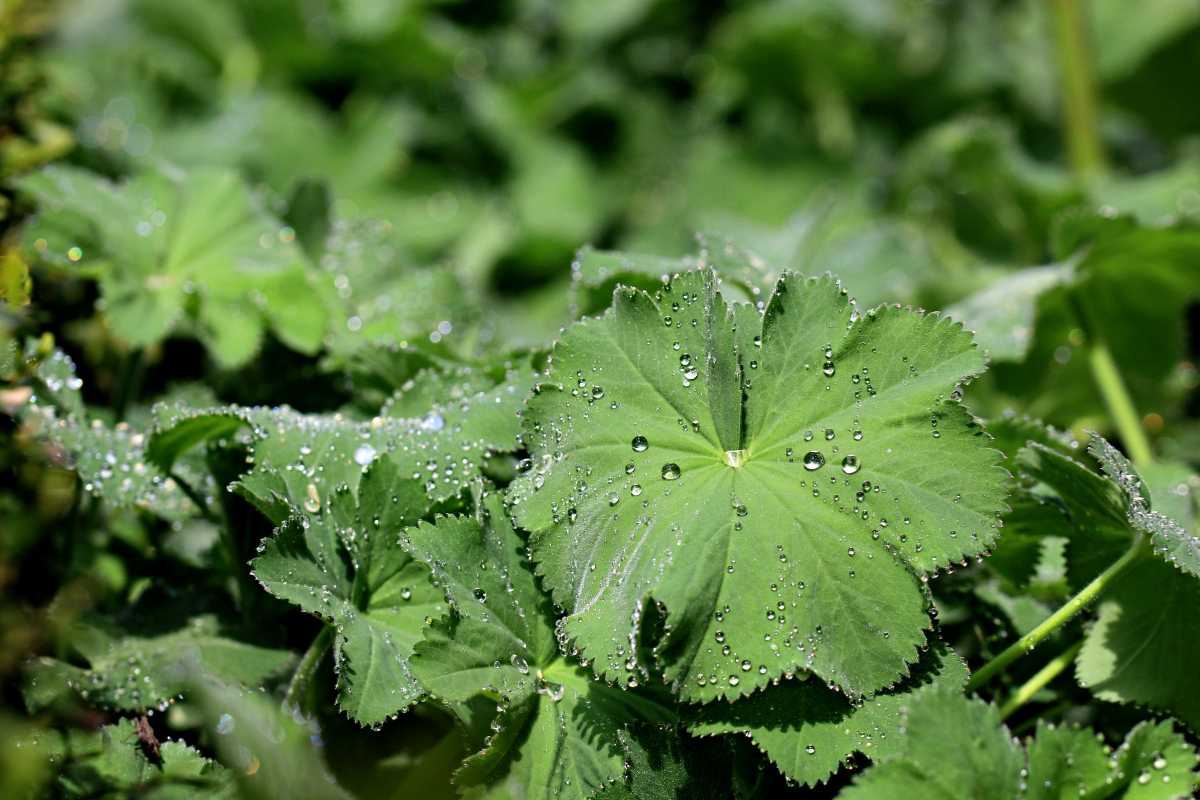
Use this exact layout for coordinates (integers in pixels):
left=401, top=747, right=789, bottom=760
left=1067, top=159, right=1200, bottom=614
left=18, top=165, right=328, bottom=367
left=510, top=269, right=1005, bottom=701
left=232, top=366, right=530, bottom=524
left=843, top=685, right=1199, bottom=800
left=689, top=638, right=967, bottom=787
left=1076, top=458, right=1200, bottom=731
left=49, top=718, right=236, bottom=799
left=21, top=349, right=206, bottom=519
left=250, top=458, right=443, bottom=726
left=24, top=611, right=294, bottom=715
left=840, top=686, right=1023, bottom=799
left=1012, top=436, right=1200, bottom=729
left=1088, top=437, right=1200, bottom=578
left=406, top=497, right=676, bottom=800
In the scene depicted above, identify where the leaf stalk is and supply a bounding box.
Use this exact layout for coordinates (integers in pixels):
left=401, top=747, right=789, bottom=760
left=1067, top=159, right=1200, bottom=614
left=1051, top=0, right=1106, bottom=175
left=283, top=624, right=334, bottom=713
left=998, top=639, right=1083, bottom=720
left=966, top=537, right=1144, bottom=692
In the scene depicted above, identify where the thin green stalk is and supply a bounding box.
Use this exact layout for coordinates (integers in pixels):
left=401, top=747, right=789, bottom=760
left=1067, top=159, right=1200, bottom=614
left=966, top=538, right=1145, bottom=692
left=168, top=470, right=217, bottom=523
left=1088, top=340, right=1153, bottom=467
left=112, top=347, right=144, bottom=421
left=1051, top=0, right=1106, bottom=175
left=283, top=625, right=334, bottom=712
left=998, top=640, right=1083, bottom=720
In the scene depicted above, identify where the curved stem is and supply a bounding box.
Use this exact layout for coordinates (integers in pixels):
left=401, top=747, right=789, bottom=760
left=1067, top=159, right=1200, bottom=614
left=966, top=538, right=1144, bottom=693
left=1051, top=0, right=1106, bottom=175
left=283, top=625, right=334, bottom=712
left=999, top=639, right=1083, bottom=720
left=1088, top=340, right=1153, bottom=467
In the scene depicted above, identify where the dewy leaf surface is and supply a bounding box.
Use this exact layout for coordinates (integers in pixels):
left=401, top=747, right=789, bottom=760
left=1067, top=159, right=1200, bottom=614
left=22, top=349, right=206, bottom=519
left=1076, top=503, right=1200, bottom=732
left=511, top=268, right=1005, bottom=701
left=840, top=685, right=1024, bottom=800
left=233, top=366, right=530, bottom=524
left=24, top=613, right=294, bottom=714
left=406, top=496, right=676, bottom=800
left=843, top=687, right=1199, bottom=800
left=251, top=458, right=443, bottom=726
left=689, top=638, right=967, bottom=787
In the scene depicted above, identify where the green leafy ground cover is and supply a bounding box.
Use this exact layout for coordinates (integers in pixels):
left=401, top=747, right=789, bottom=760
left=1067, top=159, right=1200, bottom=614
left=2, top=1, right=1200, bottom=798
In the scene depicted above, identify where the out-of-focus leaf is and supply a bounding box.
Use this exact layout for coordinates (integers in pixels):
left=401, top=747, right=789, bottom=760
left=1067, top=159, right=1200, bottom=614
left=18, top=164, right=328, bottom=367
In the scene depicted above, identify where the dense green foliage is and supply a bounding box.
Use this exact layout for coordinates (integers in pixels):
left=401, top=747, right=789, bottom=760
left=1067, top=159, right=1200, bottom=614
left=2, top=1, right=1200, bottom=798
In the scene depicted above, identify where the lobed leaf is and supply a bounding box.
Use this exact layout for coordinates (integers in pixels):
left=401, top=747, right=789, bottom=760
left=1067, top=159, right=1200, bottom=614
left=511, top=268, right=1006, bottom=701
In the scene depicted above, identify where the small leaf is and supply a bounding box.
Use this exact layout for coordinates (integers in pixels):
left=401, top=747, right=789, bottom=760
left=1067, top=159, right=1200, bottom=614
left=840, top=685, right=1024, bottom=799
left=251, top=458, right=442, bottom=725
left=407, top=498, right=676, bottom=800
left=23, top=611, right=293, bottom=714
left=689, top=638, right=967, bottom=787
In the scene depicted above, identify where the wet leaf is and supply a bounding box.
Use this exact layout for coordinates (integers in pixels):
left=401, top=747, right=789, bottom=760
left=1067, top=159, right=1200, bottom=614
left=511, top=268, right=1006, bottom=701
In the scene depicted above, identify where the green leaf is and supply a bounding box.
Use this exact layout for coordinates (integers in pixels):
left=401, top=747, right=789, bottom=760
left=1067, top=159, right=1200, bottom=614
left=1077, top=556, right=1200, bottom=732
left=1024, top=720, right=1111, bottom=800
left=234, top=365, right=531, bottom=524
left=250, top=458, right=442, bottom=725
left=593, top=725, right=734, bottom=800
left=23, top=351, right=208, bottom=517
left=1088, top=437, right=1200, bottom=578
left=844, top=688, right=1199, bottom=799
left=53, top=718, right=236, bottom=799
left=946, top=262, right=1075, bottom=362
left=23, top=611, right=294, bottom=714
left=839, top=685, right=1024, bottom=800
left=17, top=164, right=328, bottom=367
left=1010, top=435, right=1200, bottom=730
left=406, top=497, right=676, bottom=800
left=689, top=638, right=967, bottom=787
left=511, top=268, right=1006, bottom=701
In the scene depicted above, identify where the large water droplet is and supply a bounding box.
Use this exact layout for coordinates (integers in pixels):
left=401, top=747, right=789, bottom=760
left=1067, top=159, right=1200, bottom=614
left=631, top=435, right=649, bottom=452
left=803, top=452, right=825, bottom=471
left=841, top=455, right=861, bottom=475
left=354, top=444, right=377, bottom=465
left=661, top=463, right=681, bottom=480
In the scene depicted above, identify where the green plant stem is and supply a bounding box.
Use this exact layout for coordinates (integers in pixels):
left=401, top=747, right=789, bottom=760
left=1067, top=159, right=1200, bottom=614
left=1051, top=0, right=1106, bottom=175
left=112, top=347, right=144, bottom=421
left=998, top=640, right=1083, bottom=720
left=966, top=538, right=1144, bottom=692
left=1088, top=340, right=1153, bottom=467
left=283, top=625, right=334, bottom=712
left=168, top=470, right=217, bottom=523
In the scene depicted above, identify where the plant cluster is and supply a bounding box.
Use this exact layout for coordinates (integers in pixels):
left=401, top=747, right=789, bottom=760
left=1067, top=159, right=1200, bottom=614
left=2, top=1, right=1200, bottom=798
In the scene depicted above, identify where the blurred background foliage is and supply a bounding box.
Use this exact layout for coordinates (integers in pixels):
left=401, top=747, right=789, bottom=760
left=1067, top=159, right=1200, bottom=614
left=1, top=0, right=1199, bottom=797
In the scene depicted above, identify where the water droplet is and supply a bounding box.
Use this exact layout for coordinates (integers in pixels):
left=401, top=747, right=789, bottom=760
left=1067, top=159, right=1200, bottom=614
left=841, top=455, right=861, bottom=475
left=661, top=463, right=681, bottom=480
left=354, top=444, right=377, bottom=465
left=631, top=436, right=649, bottom=452
left=803, top=452, right=825, bottom=471
left=303, top=483, right=321, bottom=513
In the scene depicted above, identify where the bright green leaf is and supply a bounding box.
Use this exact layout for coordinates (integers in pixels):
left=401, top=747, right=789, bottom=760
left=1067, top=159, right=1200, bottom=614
left=511, top=268, right=1006, bottom=701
